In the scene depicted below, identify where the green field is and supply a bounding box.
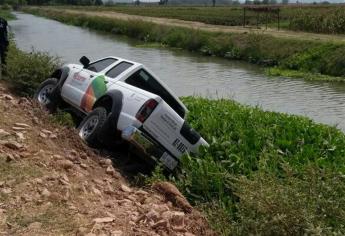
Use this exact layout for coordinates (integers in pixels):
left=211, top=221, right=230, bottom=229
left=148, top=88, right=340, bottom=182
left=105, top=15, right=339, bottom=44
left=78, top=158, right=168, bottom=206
left=63, top=5, right=345, bottom=34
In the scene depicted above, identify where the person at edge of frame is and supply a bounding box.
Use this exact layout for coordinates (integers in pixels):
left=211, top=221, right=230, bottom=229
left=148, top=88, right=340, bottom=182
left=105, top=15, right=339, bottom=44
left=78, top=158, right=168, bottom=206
left=0, top=17, right=9, bottom=66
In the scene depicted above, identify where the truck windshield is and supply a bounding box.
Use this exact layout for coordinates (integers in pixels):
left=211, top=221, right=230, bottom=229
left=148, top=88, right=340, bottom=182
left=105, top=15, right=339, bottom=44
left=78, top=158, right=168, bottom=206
left=87, top=58, right=117, bottom=72
left=106, top=62, right=133, bottom=79
left=125, top=69, right=185, bottom=118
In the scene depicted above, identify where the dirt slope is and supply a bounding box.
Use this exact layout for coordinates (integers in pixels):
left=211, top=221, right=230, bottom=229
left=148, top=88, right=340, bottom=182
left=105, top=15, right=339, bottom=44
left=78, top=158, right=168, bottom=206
left=0, top=83, right=214, bottom=236
left=43, top=7, right=345, bottom=43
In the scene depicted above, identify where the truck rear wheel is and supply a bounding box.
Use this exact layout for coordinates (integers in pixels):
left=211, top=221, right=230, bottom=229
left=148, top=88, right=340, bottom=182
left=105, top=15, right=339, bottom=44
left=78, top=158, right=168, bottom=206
left=78, top=107, right=107, bottom=147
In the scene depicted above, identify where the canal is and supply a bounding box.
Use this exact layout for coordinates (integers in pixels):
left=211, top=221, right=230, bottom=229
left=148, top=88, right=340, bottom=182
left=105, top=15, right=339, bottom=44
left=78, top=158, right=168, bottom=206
left=10, top=12, right=345, bottom=131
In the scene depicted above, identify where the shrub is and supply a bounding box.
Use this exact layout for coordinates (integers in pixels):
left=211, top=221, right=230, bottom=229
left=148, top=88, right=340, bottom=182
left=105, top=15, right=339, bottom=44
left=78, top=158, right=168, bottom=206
left=0, top=8, right=15, bottom=20
left=4, top=43, right=60, bottom=96
left=1, top=4, right=12, bottom=10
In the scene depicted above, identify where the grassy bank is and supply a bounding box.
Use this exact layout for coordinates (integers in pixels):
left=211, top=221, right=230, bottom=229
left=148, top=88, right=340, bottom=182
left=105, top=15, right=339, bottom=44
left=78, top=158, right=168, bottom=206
left=3, top=42, right=59, bottom=96
left=22, top=7, right=345, bottom=81
left=0, top=9, right=16, bottom=20
left=5, top=42, right=345, bottom=235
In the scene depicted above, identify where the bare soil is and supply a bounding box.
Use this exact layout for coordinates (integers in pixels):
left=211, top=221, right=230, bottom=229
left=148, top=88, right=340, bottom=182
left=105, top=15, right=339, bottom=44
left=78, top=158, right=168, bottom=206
left=0, top=82, right=215, bottom=236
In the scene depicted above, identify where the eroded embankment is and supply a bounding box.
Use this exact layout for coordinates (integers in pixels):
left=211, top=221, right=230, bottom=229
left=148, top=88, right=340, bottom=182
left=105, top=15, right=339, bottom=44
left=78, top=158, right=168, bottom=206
left=0, top=84, right=214, bottom=235
left=22, top=7, right=345, bottom=82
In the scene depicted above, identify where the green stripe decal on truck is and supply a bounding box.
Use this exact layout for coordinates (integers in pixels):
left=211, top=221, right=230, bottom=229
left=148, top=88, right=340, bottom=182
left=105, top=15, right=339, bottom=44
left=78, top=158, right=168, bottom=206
left=81, top=75, right=107, bottom=112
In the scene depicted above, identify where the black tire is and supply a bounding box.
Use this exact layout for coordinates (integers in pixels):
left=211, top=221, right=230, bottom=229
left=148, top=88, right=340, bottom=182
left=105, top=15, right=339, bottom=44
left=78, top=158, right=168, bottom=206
left=78, top=107, right=107, bottom=147
left=34, top=78, right=59, bottom=113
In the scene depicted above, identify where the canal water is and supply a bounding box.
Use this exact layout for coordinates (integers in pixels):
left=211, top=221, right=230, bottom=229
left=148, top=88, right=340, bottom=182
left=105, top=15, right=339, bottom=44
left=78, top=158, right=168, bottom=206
left=10, top=12, right=345, bottom=131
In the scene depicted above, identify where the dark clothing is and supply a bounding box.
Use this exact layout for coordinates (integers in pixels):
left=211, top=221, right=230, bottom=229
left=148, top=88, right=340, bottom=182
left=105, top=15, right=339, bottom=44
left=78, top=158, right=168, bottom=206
left=0, top=17, right=9, bottom=65
left=0, top=44, right=7, bottom=65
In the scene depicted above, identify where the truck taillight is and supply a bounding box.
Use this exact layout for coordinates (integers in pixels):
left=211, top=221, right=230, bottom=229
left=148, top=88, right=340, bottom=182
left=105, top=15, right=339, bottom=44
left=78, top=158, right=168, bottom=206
left=136, top=99, right=158, bottom=123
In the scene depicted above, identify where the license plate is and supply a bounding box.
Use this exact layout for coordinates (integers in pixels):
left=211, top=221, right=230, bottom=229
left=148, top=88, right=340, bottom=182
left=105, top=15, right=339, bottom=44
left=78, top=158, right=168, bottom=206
left=160, top=152, right=178, bottom=170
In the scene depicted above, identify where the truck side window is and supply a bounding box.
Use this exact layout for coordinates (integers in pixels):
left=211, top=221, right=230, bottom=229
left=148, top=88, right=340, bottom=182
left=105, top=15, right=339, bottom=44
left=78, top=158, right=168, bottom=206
left=106, top=62, right=133, bottom=79
left=125, top=69, right=185, bottom=118
left=87, top=58, right=117, bottom=72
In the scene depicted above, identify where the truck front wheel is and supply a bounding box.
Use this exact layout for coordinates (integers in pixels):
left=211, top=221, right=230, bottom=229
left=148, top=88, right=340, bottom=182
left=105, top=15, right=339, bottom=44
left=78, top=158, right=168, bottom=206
left=78, top=107, right=107, bottom=147
left=34, top=78, right=59, bottom=113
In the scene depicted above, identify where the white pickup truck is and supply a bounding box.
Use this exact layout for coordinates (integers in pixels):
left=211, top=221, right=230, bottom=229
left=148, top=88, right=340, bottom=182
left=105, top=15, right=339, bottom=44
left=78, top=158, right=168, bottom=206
left=35, top=56, right=208, bottom=170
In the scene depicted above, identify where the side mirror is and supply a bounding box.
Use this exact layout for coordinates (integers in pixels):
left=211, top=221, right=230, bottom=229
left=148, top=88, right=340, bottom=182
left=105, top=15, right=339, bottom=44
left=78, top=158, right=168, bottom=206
left=79, top=56, right=90, bottom=68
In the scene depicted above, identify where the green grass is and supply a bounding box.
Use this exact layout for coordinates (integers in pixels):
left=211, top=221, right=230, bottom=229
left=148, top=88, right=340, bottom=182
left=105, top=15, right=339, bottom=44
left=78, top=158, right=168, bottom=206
left=4, top=42, right=60, bottom=96
left=22, top=7, right=345, bottom=82
left=172, top=97, right=345, bottom=235
left=0, top=9, right=16, bottom=20
left=50, top=110, right=75, bottom=127
left=180, top=96, right=345, bottom=183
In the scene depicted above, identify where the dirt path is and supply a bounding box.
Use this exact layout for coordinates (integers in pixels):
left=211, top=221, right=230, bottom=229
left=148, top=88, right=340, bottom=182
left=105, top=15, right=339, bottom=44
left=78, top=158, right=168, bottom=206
left=42, top=7, right=345, bottom=43
left=0, top=83, right=214, bottom=236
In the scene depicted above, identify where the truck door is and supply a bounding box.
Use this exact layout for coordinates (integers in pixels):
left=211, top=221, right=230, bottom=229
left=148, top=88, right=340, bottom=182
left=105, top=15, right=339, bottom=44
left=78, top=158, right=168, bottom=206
left=61, top=58, right=117, bottom=111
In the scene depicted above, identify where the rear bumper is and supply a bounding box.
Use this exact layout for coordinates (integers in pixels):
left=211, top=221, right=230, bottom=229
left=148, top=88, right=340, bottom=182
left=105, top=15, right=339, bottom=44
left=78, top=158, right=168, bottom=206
left=121, top=126, right=179, bottom=170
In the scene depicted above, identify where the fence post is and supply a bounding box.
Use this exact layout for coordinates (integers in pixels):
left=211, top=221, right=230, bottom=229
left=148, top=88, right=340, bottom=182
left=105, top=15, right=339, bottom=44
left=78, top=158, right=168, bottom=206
left=243, top=7, right=246, bottom=27
left=266, top=9, right=268, bottom=30
left=278, top=10, right=280, bottom=30
left=256, top=11, right=259, bottom=29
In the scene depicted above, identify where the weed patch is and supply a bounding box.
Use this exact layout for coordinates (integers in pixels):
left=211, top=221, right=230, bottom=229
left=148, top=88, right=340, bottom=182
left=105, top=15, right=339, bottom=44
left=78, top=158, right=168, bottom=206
left=0, top=9, right=15, bottom=20
left=7, top=202, right=78, bottom=233
left=4, top=43, right=60, bottom=96
left=0, top=154, right=43, bottom=185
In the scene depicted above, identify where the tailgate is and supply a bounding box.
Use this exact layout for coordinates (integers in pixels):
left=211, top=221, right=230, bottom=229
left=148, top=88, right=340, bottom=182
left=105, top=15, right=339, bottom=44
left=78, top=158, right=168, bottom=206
left=142, top=101, right=200, bottom=158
